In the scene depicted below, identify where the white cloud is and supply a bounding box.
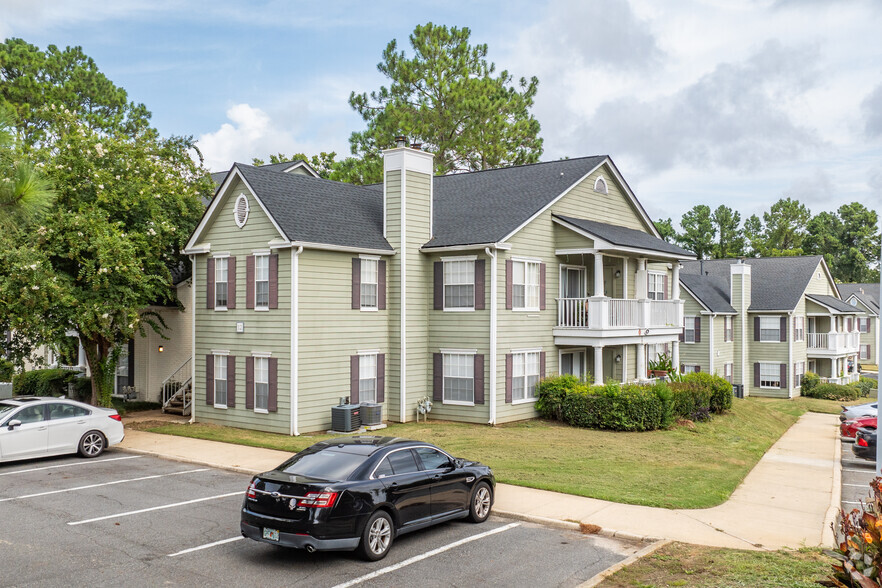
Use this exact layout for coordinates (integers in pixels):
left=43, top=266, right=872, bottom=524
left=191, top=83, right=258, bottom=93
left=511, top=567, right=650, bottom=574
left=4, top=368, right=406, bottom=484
left=198, top=104, right=296, bottom=171
left=862, top=83, right=882, bottom=138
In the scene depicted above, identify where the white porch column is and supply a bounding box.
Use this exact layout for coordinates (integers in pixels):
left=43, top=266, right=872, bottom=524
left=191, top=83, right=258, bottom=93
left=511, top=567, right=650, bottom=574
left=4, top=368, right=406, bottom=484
left=636, top=343, right=646, bottom=381
left=593, top=252, right=605, bottom=297
left=594, top=346, right=604, bottom=385
left=672, top=341, right=680, bottom=373
left=672, top=263, right=680, bottom=299
left=77, top=338, right=87, bottom=369
left=636, top=258, right=648, bottom=299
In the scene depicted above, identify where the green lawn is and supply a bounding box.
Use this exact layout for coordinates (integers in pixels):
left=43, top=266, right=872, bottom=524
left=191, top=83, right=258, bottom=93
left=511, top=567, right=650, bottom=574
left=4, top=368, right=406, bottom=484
left=137, top=396, right=844, bottom=509
left=599, top=542, right=829, bottom=588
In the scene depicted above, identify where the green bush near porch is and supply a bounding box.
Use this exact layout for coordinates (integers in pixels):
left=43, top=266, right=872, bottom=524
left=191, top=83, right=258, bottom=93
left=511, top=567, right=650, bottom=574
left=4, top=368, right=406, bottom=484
left=803, top=382, right=860, bottom=401
left=536, top=372, right=733, bottom=431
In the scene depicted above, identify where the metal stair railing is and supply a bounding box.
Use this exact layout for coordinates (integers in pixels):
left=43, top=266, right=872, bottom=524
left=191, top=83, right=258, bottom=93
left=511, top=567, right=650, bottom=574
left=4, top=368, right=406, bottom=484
left=161, top=357, right=192, bottom=413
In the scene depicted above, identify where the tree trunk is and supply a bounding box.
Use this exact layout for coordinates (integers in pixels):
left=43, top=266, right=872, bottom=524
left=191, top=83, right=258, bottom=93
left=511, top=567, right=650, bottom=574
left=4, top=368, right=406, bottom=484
left=82, top=336, right=116, bottom=407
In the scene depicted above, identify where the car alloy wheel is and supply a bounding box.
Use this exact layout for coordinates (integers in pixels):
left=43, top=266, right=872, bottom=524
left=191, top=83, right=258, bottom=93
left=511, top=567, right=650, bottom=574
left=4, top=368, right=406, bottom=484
left=368, top=515, right=391, bottom=555
left=469, top=482, right=492, bottom=523
left=79, top=431, right=105, bottom=458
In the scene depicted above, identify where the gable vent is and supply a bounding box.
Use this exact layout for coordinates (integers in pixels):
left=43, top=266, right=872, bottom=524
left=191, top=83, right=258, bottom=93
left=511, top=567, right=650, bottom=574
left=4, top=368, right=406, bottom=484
left=594, top=176, right=608, bottom=194
left=234, top=194, right=250, bottom=228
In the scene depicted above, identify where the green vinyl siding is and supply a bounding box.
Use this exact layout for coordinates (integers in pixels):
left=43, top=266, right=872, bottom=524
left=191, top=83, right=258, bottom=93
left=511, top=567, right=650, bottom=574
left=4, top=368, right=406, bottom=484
left=747, top=312, right=790, bottom=399
left=297, top=249, right=390, bottom=433
left=193, top=182, right=292, bottom=434
left=679, top=294, right=708, bottom=371
left=553, top=223, right=594, bottom=250
left=404, top=170, right=432, bottom=422
left=804, top=261, right=838, bottom=296
left=385, top=170, right=402, bottom=421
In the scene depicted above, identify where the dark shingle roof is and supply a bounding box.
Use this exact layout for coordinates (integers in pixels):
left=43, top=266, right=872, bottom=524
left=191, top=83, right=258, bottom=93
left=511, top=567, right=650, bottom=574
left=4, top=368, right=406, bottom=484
left=806, top=294, right=863, bottom=314
left=554, top=215, right=694, bottom=257
left=839, top=283, right=880, bottom=314
left=681, top=256, right=824, bottom=311
left=427, top=156, right=619, bottom=248
left=680, top=273, right=735, bottom=313
left=234, top=164, right=392, bottom=251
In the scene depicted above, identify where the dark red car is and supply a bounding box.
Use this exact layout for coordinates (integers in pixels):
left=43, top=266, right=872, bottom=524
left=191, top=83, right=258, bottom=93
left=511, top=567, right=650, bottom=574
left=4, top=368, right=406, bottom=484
left=841, top=416, right=877, bottom=439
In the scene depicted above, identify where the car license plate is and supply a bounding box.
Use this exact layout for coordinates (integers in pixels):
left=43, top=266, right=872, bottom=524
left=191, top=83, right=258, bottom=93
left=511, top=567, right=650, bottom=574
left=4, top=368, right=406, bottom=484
left=262, top=528, right=280, bottom=542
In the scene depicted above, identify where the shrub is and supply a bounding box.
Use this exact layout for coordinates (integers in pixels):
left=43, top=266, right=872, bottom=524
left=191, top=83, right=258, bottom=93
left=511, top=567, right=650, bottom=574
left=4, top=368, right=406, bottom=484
left=804, top=382, right=860, bottom=401
left=669, top=382, right=712, bottom=421
left=535, top=374, right=580, bottom=422
left=0, top=358, right=13, bottom=382
left=856, top=377, right=876, bottom=398
left=801, top=371, right=820, bottom=393
left=684, top=372, right=733, bottom=414
left=13, top=369, right=82, bottom=397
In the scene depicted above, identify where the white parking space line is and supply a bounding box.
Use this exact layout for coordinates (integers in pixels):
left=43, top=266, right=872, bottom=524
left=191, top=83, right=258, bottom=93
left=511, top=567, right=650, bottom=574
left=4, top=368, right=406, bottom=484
left=68, top=491, right=243, bottom=526
left=843, top=468, right=877, bottom=473
left=843, top=500, right=864, bottom=505
left=844, top=483, right=874, bottom=487
left=330, top=522, right=520, bottom=588
left=0, top=455, right=141, bottom=477
left=0, top=468, right=208, bottom=502
left=167, top=536, right=244, bottom=557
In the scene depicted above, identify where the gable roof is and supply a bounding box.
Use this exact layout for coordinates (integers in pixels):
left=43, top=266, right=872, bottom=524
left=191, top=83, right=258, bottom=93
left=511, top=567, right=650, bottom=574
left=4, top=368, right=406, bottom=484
left=680, top=256, right=826, bottom=312
left=553, top=215, right=694, bottom=258
left=680, top=273, right=736, bottom=313
left=425, top=156, right=657, bottom=248
left=234, top=164, right=393, bottom=251
left=805, top=293, right=863, bottom=314
left=839, top=283, right=880, bottom=315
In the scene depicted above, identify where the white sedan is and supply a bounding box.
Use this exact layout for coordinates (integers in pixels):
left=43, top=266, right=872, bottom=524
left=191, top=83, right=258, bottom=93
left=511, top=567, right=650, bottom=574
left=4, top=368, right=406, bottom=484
left=0, top=397, right=125, bottom=463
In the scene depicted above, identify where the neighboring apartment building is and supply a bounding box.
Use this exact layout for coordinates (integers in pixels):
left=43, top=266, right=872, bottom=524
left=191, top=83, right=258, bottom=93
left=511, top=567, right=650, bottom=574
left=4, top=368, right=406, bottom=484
left=678, top=256, right=863, bottom=398
left=839, top=283, right=880, bottom=367
left=183, top=145, right=696, bottom=434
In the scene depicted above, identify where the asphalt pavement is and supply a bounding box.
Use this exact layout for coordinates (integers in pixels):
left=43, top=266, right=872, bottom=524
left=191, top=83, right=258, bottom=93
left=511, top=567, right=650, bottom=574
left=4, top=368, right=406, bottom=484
left=0, top=451, right=639, bottom=587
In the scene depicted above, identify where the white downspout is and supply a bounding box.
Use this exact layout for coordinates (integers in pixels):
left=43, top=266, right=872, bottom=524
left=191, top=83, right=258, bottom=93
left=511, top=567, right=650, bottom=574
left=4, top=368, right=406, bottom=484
left=708, top=313, right=715, bottom=375
left=189, top=254, right=196, bottom=424
left=290, top=245, right=303, bottom=436
left=486, top=247, right=498, bottom=425
left=788, top=311, right=794, bottom=398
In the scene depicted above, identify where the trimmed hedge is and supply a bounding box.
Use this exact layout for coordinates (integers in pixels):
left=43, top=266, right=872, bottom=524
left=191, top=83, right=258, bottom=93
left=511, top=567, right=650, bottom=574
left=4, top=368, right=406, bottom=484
left=801, top=372, right=820, bottom=394
left=803, top=382, right=861, bottom=401
left=536, top=373, right=733, bottom=431
left=13, top=369, right=88, bottom=398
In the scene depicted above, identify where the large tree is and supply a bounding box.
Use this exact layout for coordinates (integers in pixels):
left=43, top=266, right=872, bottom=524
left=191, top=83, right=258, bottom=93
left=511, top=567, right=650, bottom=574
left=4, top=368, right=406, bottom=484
left=654, top=218, right=677, bottom=244
left=677, top=205, right=715, bottom=259
left=0, top=107, right=54, bottom=235
left=762, top=197, right=811, bottom=256
left=805, top=203, right=881, bottom=282
left=711, top=205, right=744, bottom=258
left=347, top=23, right=543, bottom=182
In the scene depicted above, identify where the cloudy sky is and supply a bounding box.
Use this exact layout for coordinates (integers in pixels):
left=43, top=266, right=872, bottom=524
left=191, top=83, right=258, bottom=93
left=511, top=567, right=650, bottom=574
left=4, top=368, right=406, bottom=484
left=2, top=0, right=880, bottom=225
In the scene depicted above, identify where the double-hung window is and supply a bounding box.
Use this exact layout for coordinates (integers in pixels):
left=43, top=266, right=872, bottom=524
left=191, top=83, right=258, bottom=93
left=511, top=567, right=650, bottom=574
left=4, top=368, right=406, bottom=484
left=859, top=318, right=870, bottom=333
left=682, top=364, right=699, bottom=374
left=254, top=357, right=269, bottom=412
left=759, top=363, right=781, bottom=388
left=443, top=353, right=474, bottom=404
left=360, top=258, right=378, bottom=310
left=444, top=260, right=475, bottom=310
left=683, top=316, right=696, bottom=343
left=647, top=273, right=665, bottom=300
left=512, top=260, right=540, bottom=310
left=724, top=316, right=734, bottom=342
left=255, top=255, right=269, bottom=310
left=512, top=351, right=540, bottom=402
left=759, top=316, right=780, bottom=342
left=359, top=353, right=378, bottom=403
left=214, top=355, right=228, bottom=407
left=794, top=362, right=805, bottom=387
left=215, top=257, right=228, bottom=309
left=724, top=362, right=733, bottom=384
left=793, top=316, right=805, bottom=342
left=861, top=345, right=871, bottom=360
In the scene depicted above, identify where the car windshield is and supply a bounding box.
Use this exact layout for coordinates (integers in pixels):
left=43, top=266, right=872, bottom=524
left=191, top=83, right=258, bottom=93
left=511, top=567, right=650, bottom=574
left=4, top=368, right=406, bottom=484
left=280, top=449, right=368, bottom=481
left=0, top=402, right=19, bottom=420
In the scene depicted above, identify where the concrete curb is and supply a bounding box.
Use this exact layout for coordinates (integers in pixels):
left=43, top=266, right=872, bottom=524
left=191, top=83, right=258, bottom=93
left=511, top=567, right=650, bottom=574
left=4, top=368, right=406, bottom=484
left=494, top=510, right=663, bottom=543
left=822, top=433, right=843, bottom=548
left=578, top=539, right=672, bottom=587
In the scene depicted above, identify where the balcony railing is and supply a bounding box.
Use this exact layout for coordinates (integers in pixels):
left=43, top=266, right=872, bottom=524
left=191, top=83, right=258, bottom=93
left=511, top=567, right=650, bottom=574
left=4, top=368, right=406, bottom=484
left=806, top=332, right=860, bottom=352
left=557, top=297, right=682, bottom=329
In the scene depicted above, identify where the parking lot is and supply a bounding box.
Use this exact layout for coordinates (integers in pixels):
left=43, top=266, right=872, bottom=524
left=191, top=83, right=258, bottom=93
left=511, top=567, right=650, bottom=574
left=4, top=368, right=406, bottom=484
left=840, top=436, right=877, bottom=511
left=1, top=451, right=639, bottom=587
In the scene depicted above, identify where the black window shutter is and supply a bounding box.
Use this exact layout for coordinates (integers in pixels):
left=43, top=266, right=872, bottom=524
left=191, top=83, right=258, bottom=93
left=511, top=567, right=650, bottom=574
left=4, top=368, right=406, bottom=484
left=539, top=263, right=546, bottom=310
left=474, top=259, right=485, bottom=310
left=780, top=363, right=787, bottom=389
left=205, top=355, right=214, bottom=405
left=433, top=353, right=443, bottom=401
left=505, top=354, right=513, bottom=403
left=227, top=356, right=236, bottom=408
left=505, top=260, right=513, bottom=310
left=694, top=317, right=701, bottom=343
left=206, top=258, right=215, bottom=309
left=754, top=362, right=760, bottom=388
left=378, top=260, right=386, bottom=310
left=246, top=255, right=255, bottom=309
left=377, top=353, right=385, bottom=403
left=350, top=355, right=360, bottom=403
left=779, top=317, right=787, bottom=342
left=227, top=256, right=237, bottom=309
left=754, top=317, right=760, bottom=341
left=245, top=357, right=254, bottom=410
left=269, top=254, right=279, bottom=310
left=268, top=357, right=278, bottom=412
left=352, top=258, right=361, bottom=310
left=474, top=354, right=484, bottom=405
left=434, top=262, right=443, bottom=310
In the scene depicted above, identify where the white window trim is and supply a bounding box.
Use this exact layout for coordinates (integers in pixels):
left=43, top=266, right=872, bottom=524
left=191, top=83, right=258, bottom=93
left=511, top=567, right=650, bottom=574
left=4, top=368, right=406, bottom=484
left=359, top=257, right=379, bottom=312
left=251, top=351, right=272, bottom=358
left=442, top=350, right=476, bottom=406
left=213, top=354, right=228, bottom=410
left=759, top=315, right=782, bottom=343
left=647, top=270, right=666, bottom=301
left=794, top=361, right=805, bottom=388
left=358, top=352, right=379, bottom=404
left=559, top=348, right=587, bottom=379
left=253, top=355, right=270, bottom=413
left=724, top=316, right=734, bottom=343
left=511, top=258, right=541, bottom=312
left=214, top=254, right=230, bottom=312
left=511, top=348, right=542, bottom=405
left=683, top=315, right=697, bottom=344
left=254, top=253, right=270, bottom=311
left=759, top=362, right=782, bottom=389
left=793, top=316, right=805, bottom=342
left=682, top=364, right=700, bottom=374
left=442, top=258, right=476, bottom=312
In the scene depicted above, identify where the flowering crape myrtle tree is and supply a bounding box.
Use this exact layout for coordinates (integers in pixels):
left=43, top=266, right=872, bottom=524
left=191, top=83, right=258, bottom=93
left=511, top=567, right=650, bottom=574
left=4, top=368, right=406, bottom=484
left=1, top=108, right=211, bottom=406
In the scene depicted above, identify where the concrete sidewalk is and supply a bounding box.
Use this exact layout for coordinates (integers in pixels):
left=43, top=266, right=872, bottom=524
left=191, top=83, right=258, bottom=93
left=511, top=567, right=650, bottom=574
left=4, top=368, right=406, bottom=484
left=118, top=411, right=840, bottom=551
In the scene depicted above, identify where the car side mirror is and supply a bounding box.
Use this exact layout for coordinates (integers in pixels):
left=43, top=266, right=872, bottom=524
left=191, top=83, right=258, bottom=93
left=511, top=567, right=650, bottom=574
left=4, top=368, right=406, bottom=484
left=452, top=458, right=464, bottom=469
left=7, top=419, right=21, bottom=430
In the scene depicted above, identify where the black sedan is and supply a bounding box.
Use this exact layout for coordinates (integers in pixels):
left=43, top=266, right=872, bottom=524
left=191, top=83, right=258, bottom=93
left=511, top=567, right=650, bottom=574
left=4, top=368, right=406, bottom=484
left=240, top=436, right=495, bottom=560
left=854, top=427, right=877, bottom=461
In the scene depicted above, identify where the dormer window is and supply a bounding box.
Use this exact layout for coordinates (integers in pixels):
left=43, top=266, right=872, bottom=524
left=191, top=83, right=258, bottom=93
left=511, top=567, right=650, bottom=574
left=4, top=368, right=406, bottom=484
left=594, top=176, right=608, bottom=194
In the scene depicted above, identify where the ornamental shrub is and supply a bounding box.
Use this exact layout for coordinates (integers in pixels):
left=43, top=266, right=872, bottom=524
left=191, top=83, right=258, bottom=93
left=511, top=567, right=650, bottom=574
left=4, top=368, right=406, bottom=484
left=0, top=358, right=13, bottom=382
left=804, top=382, right=860, bottom=401
left=683, top=372, right=733, bottom=414
left=13, top=369, right=80, bottom=397
left=801, top=371, right=820, bottom=393
left=857, top=377, right=876, bottom=398
left=535, top=374, right=580, bottom=422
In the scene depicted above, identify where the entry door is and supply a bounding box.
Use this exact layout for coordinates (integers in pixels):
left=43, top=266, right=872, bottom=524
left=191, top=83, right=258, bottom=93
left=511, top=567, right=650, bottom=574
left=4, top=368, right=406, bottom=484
left=807, top=317, right=816, bottom=334
left=560, top=350, right=586, bottom=380
left=560, top=267, right=585, bottom=299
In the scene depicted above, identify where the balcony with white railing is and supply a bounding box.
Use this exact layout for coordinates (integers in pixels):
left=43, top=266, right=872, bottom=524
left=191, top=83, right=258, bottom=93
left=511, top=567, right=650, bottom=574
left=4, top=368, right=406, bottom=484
left=555, top=297, right=683, bottom=343
left=806, top=331, right=861, bottom=357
